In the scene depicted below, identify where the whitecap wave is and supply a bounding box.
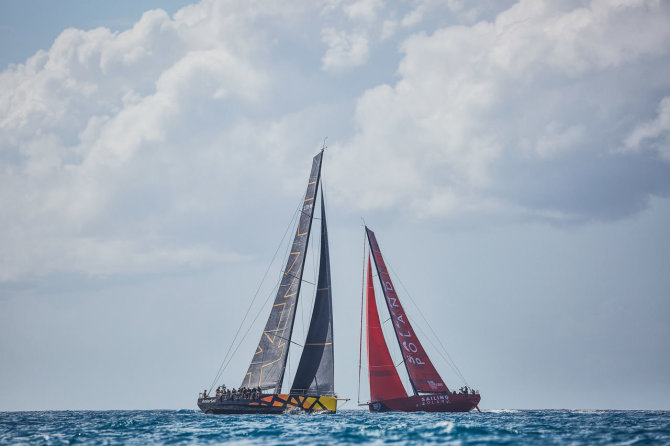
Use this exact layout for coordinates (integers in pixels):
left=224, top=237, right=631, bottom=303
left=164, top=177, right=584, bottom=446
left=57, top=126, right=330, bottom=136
left=435, top=420, right=455, bottom=433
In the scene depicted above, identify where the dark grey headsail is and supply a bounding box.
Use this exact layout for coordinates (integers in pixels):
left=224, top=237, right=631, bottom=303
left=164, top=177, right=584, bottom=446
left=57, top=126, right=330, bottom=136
left=241, top=151, right=323, bottom=391
left=290, top=192, right=335, bottom=396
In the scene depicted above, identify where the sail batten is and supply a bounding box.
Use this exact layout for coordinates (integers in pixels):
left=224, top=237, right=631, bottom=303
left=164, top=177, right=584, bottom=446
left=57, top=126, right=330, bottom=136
left=241, top=152, right=323, bottom=391
left=366, top=227, right=449, bottom=394
left=290, top=192, right=335, bottom=396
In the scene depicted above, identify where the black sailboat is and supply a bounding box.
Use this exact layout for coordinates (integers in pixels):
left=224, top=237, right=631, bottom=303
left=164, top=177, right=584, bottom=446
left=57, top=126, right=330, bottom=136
left=197, top=150, right=338, bottom=414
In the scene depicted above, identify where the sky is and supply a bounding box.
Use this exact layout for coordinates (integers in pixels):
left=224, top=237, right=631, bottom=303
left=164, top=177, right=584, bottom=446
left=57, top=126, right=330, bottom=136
left=0, top=0, right=669, bottom=411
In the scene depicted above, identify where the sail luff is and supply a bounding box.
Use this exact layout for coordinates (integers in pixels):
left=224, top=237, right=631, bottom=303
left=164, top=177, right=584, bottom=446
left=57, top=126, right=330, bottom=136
left=241, top=151, right=323, bottom=391
left=366, top=227, right=449, bottom=394
left=366, top=255, right=407, bottom=402
left=289, top=191, right=335, bottom=396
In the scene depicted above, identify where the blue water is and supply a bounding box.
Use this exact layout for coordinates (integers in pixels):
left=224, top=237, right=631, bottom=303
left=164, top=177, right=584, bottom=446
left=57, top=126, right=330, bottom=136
left=1, top=409, right=668, bottom=445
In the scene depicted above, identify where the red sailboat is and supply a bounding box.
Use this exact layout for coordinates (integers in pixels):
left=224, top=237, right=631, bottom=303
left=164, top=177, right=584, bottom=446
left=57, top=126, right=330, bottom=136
left=360, top=227, right=481, bottom=412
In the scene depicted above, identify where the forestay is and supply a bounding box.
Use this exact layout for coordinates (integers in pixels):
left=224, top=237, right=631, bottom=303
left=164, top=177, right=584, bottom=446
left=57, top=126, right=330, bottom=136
left=290, top=193, right=335, bottom=396
left=241, top=152, right=323, bottom=391
left=366, top=227, right=449, bottom=394
left=365, top=256, right=408, bottom=402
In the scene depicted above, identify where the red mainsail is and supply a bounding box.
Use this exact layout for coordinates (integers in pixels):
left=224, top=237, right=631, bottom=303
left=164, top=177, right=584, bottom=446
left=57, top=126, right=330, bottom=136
left=366, top=256, right=407, bottom=402
left=366, top=228, right=449, bottom=394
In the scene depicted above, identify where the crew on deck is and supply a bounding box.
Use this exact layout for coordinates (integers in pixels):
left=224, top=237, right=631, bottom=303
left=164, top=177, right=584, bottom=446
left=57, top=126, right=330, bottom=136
left=202, top=386, right=264, bottom=401
left=455, top=386, right=479, bottom=395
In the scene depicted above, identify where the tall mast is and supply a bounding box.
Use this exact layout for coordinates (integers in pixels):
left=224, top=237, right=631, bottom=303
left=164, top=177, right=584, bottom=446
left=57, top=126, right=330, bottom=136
left=366, top=227, right=449, bottom=394
left=290, top=191, right=335, bottom=396
left=365, top=254, right=408, bottom=402
left=241, top=150, right=323, bottom=392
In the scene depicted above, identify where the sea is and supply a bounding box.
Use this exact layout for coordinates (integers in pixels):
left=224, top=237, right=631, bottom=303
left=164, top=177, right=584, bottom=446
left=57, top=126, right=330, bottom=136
left=1, top=409, right=668, bottom=445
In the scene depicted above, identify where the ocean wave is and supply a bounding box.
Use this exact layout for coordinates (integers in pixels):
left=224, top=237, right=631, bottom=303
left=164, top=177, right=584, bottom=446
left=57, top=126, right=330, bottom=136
left=0, top=409, right=667, bottom=445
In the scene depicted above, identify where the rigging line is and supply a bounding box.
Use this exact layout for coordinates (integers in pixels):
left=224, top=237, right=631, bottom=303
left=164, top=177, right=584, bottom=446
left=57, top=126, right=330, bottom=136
left=300, top=187, right=319, bottom=344
left=302, top=194, right=321, bottom=346
left=385, top=261, right=469, bottom=386
left=217, top=188, right=314, bottom=390
left=299, top=270, right=306, bottom=346
left=211, top=275, right=284, bottom=392
left=357, top=224, right=366, bottom=405
left=285, top=164, right=323, bottom=392
left=281, top=189, right=316, bottom=348
left=218, top=272, right=284, bottom=384
left=287, top=343, right=291, bottom=395
left=380, top=285, right=402, bottom=374
left=313, top=185, right=321, bottom=291
left=393, top=285, right=469, bottom=386
left=214, top=199, right=300, bottom=388
left=378, top=254, right=460, bottom=386
left=411, top=311, right=468, bottom=386
left=207, top=207, right=300, bottom=393
left=273, top=333, right=304, bottom=348
left=300, top=220, right=315, bottom=348
left=282, top=270, right=316, bottom=286
left=381, top=285, right=401, bottom=370
left=297, top=208, right=316, bottom=219
left=277, top=192, right=314, bottom=358
left=299, top=173, right=325, bottom=352
left=210, top=267, right=286, bottom=391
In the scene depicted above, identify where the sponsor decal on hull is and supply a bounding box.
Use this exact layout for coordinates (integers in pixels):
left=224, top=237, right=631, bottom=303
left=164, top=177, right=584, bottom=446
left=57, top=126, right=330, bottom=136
left=199, top=394, right=337, bottom=414
left=418, top=394, right=449, bottom=408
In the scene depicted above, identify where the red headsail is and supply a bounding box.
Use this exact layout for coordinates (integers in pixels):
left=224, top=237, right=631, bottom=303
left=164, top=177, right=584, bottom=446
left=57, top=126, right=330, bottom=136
left=366, top=256, right=407, bottom=402
left=366, top=227, right=449, bottom=394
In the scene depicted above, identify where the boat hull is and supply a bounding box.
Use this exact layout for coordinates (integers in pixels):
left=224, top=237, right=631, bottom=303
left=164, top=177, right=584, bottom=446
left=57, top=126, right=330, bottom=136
left=198, top=393, right=337, bottom=415
left=368, top=393, right=480, bottom=413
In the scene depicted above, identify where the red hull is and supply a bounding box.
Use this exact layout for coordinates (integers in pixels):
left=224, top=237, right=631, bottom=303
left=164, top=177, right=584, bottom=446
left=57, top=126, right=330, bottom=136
left=369, top=393, right=480, bottom=413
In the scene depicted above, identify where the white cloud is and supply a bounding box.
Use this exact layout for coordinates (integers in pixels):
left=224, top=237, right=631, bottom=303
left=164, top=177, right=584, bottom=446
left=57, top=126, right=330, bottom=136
left=2, top=0, right=670, bottom=282
left=343, top=0, right=383, bottom=22
left=321, top=27, right=370, bottom=71
left=328, top=0, right=670, bottom=222
left=400, top=5, right=426, bottom=28
left=0, top=0, right=315, bottom=281
left=380, top=19, right=398, bottom=40
left=625, top=96, right=670, bottom=161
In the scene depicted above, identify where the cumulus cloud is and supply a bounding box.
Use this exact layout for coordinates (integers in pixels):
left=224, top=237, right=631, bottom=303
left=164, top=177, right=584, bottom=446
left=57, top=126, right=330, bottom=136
left=329, top=0, right=670, bottom=222
left=2, top=0, right=670, bottom=282
left=0, top=0, right=320, bottom=281
left=625, top=96, right=670, bottom=161
left=343, top=0, right=383, bottom=22
left=321, top=27, right=370, bottom=71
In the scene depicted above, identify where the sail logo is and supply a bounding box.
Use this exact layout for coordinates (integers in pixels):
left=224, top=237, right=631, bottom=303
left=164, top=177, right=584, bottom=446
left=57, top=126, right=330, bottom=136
left=403, top=341, right=418, bottom=353
left=404, top=341, right=426, bottom=365
left=407, top=355, right=426, bottom=365
left=421, top=394, right=449, bottom=406
left=404, top=342, right=426, bottom=365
